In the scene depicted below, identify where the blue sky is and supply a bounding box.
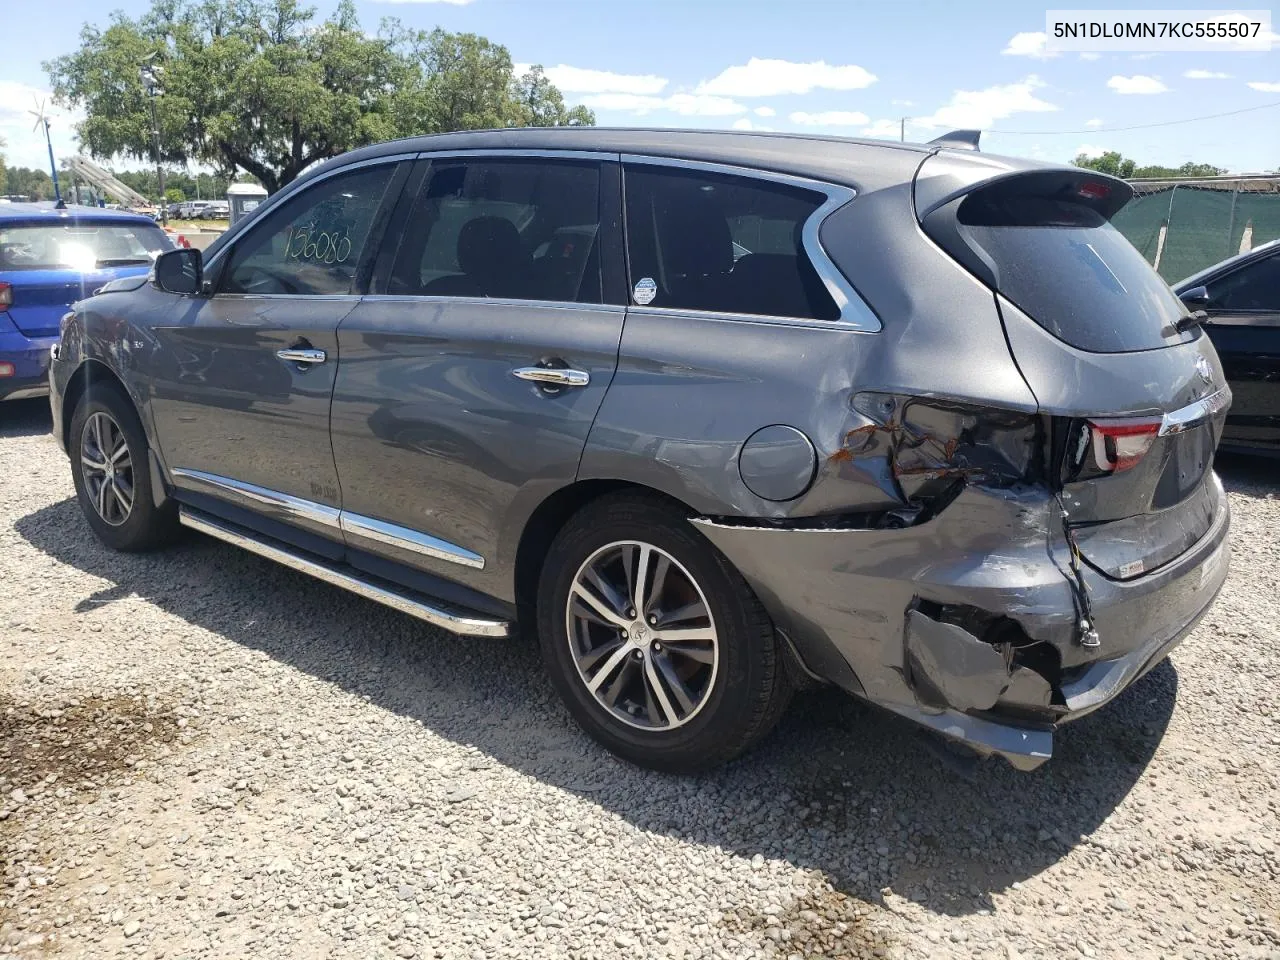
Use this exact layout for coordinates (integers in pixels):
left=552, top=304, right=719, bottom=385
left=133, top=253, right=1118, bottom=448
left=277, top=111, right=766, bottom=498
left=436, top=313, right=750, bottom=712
left=3, top=0, right=1278, bottom=175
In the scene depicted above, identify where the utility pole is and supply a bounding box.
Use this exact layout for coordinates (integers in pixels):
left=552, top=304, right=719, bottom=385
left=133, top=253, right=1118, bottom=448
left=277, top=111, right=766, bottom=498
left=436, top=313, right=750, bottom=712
left=140, top=60, right=167, bottom=225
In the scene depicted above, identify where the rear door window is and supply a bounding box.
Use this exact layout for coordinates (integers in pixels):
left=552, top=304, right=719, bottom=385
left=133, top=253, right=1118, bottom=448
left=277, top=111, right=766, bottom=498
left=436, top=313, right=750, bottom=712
left=958, top=195, right=1189, bottom=352
left=622, top=164, right=838, bottom=320
left=388, top=158, right=603, bottom=304
left=1206, top=253, right=1280, bottom=312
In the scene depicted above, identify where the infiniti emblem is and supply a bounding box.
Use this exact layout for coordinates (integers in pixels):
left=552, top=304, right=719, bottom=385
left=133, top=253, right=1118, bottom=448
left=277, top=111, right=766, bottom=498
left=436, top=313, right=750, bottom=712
left=1195, top=355, right=1212, bottom=384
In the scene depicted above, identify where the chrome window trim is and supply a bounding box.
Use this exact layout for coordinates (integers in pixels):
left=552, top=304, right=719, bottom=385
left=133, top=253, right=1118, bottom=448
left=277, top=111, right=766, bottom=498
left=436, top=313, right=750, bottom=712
left=414, top=148, right=619, bottom=163
left=619, top=153, right=882, bottom=333
left=359, top=295, right=625, bottom=313
left=203, top=153, right=418, bottom=273
left=169, top=468, right=486, bottom=569
left=340, top=512, right=485, bottom=570
left=171, top=468, right=341, bottom=529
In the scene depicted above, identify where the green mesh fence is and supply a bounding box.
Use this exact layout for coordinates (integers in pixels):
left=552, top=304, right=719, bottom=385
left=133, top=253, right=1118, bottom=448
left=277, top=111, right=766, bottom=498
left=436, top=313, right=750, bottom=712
left=1114, top=177, right=1280, bottom=283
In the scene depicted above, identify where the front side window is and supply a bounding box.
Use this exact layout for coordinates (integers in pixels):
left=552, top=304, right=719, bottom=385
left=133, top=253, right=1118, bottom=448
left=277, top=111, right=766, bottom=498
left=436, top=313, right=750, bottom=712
left=1207, top=254, right=1280, bottom=312
left=221, top=165, right=395, bottom=296
left=0, top=221, right=169, bottom=271
left=389, top=158, right=602, bottom=304
left=622, top=164, right=838, bottom=320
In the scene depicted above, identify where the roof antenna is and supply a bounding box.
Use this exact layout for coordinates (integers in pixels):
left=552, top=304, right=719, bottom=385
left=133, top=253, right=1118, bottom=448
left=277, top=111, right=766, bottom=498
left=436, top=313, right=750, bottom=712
left=928, top=129, right=982, bottom=151
left=30, top=98, right=66, bottom=208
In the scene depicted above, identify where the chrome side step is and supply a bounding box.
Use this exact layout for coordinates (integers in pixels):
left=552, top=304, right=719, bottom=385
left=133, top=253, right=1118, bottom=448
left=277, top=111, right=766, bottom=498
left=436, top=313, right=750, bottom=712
left=178, top=508, right=510, bottom=638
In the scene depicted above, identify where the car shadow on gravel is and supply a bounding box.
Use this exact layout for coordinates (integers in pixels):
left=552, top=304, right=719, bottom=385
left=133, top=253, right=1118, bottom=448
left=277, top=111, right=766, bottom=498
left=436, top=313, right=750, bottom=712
left=1215, top=451, right=1280, bottom=494
left=17, top=496, right=1177, bottom=921
left=0, top=398, right=53, bottom=439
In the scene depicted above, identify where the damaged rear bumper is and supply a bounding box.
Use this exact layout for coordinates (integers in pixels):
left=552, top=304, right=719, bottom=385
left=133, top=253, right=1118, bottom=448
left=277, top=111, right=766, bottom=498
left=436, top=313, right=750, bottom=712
left=692, top=474, right=1230, bottom=771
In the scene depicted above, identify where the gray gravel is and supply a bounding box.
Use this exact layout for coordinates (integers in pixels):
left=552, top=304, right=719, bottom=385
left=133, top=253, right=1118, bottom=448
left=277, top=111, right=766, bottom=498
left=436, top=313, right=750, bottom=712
left=1, top=395, right=1278, bottom=960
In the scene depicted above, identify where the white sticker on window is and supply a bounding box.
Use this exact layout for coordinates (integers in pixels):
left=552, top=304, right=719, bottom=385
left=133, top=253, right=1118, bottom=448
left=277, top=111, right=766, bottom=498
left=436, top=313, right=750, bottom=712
left=632, top=277, right=657, bottom=305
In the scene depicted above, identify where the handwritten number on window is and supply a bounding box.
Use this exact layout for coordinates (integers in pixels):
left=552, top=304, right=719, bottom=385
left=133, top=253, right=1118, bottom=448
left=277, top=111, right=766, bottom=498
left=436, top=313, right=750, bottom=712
left=284, top=226, right=353, bottom=265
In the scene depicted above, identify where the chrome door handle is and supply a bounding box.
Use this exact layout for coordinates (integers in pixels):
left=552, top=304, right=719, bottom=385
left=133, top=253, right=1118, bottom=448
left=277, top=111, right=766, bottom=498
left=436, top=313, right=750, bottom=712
left=276, top=348, right=327, bottom=365
left=512, top=367, right=590, bottom=387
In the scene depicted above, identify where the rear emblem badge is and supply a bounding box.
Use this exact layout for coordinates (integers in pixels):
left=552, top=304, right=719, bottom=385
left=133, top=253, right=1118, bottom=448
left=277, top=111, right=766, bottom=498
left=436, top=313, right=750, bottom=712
left=1195, top=356, right=1212, bottom=384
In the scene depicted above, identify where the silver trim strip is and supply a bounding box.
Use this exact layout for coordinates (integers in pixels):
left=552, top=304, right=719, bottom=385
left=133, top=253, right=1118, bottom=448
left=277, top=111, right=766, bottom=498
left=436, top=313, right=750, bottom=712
left=619, top=153, right=881, bottom=333
left=179, top=509, right=509, bottom=637
left=511, top=366, right=590, bottom=387
left=170, top=468, right=342, bottom=529
left=169, top=468, right=486, bottom=568
left=340, top=513, right=485, bottom=570
left=1158, top=386, right=1232, bottom=437
left=359, top=295, right=627, bottom=313
left=416, top=148, right=619, bottom=162
left=276, top=348, right=328, bottom=364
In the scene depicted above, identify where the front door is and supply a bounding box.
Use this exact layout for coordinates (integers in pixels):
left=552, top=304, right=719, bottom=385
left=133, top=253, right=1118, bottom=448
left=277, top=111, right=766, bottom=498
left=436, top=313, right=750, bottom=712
left=330, top=154, right=625, bottom=602
left=148, top=160, right=408, bottom=550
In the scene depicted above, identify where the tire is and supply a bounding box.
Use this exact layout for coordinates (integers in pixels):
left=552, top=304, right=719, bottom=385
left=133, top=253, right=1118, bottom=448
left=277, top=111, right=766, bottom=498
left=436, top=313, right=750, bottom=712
left=537, top=493, right=791, bottom=773
left=69, top=383, right=180, bottom=552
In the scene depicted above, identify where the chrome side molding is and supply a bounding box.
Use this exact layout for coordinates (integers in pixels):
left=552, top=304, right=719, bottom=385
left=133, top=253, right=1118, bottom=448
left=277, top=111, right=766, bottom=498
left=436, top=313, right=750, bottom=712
left=179, top=509, right=509, bottom=638
left=340, top=512, right=485, bottom=569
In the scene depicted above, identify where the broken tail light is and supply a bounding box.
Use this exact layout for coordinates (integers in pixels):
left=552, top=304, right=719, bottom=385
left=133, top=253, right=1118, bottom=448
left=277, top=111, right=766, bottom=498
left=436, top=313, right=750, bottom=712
left=0, top=282, right=12, bottom=308
left=1086, top=417, right=1161, bottom=473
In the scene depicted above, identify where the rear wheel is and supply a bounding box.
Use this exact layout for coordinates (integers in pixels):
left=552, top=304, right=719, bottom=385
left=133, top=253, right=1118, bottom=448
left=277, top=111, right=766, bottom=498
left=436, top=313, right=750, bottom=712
left=69, top=384, right=179, bottom=552
left=537, top=494, right=790, bottom=773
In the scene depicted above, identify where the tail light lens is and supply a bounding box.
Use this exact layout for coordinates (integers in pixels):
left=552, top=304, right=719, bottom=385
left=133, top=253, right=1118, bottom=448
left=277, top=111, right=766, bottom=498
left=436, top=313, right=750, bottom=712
left=0, top=282, right=11, bottom=308
left=1087, top=417, right=1161, bottom=473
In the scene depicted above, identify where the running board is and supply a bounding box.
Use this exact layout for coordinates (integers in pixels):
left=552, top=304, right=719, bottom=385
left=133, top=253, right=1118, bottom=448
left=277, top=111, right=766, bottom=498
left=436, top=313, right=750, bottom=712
left=179, top=508, right=510, bottom=638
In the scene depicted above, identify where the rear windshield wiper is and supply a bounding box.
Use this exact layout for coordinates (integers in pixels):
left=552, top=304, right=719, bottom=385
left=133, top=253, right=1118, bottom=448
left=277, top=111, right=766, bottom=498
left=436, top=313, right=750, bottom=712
left=1175, top=310, right=1209, bottom=334
left=95, top=257, right=153, bottom=267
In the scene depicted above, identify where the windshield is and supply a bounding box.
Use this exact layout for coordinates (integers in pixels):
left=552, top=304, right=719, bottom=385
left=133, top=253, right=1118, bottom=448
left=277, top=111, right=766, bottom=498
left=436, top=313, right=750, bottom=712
left=0, top=221, right=170, bottom=272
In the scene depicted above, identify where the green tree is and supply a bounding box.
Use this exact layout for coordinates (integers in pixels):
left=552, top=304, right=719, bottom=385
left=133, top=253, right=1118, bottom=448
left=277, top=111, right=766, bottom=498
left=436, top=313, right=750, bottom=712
left=46, top=0, right=593, bottom=194
left=3, top=167, right=54, bottom=200
left=1074, top=151, right=1226, bottom=180
left=1073, top=151, right=1136, bottom=178
left=0, top=135, right=7, bottom=195
left=165, top=186, right=186, bottom=203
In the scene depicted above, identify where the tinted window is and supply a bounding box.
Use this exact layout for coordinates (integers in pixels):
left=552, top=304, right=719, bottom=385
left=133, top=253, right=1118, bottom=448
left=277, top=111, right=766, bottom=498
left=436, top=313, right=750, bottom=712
left=623, top=164, right=838, bottom=320
left=1207, top=254, right=1280, bottom=311
left=0, top=221, right=169, bottom=271
left=389, top=158, right=601, bottom=304
left=959, top=196, right=1188, bottom=353
left=221, top=165, right=393, bottom=296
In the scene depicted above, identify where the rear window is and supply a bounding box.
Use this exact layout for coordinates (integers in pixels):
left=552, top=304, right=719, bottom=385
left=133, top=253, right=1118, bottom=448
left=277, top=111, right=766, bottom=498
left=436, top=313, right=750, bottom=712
left=959, top=196, right=1189, bottom=353
left=0, top=221, right=170, bottom=272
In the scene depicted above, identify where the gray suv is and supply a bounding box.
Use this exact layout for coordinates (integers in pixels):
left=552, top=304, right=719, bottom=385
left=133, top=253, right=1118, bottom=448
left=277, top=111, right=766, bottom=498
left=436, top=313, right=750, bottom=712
left=49, top=128, right=1231, bottom=772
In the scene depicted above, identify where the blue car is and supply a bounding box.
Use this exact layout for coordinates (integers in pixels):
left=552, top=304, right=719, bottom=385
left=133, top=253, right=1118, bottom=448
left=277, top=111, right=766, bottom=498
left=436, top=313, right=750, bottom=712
left=0, top=203, right=172, bottom=401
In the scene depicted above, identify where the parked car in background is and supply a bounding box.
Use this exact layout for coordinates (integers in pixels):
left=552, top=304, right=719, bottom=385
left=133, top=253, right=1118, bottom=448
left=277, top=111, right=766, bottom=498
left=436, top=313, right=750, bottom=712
left=49, top=128, right=1230, bottom=773
left=1, top=203, right=171, bottom=401
left=1174, top=238, right=1280, bottom=455
left=199, top=201, right=230, bottom=220
left=176, top=200, right=210, bottom=220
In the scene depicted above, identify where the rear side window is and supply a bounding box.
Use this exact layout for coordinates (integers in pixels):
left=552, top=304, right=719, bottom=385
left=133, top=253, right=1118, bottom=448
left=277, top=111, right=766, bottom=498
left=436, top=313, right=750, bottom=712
left=623, top=164, right=839, bottom=320
left=389, top=158, right=602, bottom=304
left=1206, top=254, right=1280, bottom=311
left=958, top=195, right=1187, bottom=353
left=0, top=221, right=169, bottom=271
left=221, top=164, right=394, bottom=296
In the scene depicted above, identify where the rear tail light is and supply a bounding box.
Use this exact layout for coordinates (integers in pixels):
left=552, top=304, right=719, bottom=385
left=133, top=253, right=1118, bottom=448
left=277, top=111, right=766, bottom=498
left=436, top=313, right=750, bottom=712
left=0, top=282, right=11, bottom=308
left=0, top=362, right=14, bottom=378
left=1086, top=417, right=1161, bottom=473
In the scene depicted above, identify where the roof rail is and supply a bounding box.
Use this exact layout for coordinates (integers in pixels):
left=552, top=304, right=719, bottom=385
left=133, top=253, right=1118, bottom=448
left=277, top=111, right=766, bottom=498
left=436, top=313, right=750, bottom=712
left=928, top=130, right=981, bottom=151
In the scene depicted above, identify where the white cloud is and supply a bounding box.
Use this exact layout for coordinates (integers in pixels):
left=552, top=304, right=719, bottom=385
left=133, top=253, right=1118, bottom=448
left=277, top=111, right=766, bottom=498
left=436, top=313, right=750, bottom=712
left=789, top=110, right=870, bottom=127
left=860, top=118, right=904, bottom=139
left=890, top=99, right=915, bottom=107
left=696, top=58, right=876, bottom=97
left=753, top=105, right=776, bottom=117
left=580, top=92, right=747, bottom=117
left=1085, top=117, right=1103, bottom=128
left=1184, top=69, right=1231, bottom=80
left=512, top=63, right=667, bottom=96
left=1079, top=52, right=1102, bottom=61
left=1002, top=31, right=1057, bottom=59
left=1108, top=74, right=1169, bottom=94
left=0, top=81, right=82, bottom=171
left=1075, top=144, right=1107, bottom=158
left=910, top=75, right=1058, bottom=130
left=369, top=0, right=473, bottom=4
left=731, top=118, right=773, bottom=132
left=1247, top=81, right=1280, bottom=92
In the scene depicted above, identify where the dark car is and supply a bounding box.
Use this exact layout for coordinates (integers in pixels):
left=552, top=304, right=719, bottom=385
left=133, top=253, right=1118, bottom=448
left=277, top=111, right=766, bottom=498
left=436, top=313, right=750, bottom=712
left=0, top=203, right=171, bottom=401
left=1174, top=238, right=1280, bottom=455
left=48, top=128, right=1230, bottom=773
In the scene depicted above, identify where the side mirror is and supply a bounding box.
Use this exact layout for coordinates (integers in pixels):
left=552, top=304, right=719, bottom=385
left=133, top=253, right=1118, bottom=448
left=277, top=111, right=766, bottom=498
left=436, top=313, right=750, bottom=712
left=154, top=248, right=204, bottom=296
left=1179, top=285, right=1211, bottom=306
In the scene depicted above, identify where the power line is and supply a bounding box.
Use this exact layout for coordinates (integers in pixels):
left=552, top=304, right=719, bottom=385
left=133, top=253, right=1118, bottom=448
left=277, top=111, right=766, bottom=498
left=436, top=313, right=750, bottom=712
left=995, top=99, right=1280, bottom=135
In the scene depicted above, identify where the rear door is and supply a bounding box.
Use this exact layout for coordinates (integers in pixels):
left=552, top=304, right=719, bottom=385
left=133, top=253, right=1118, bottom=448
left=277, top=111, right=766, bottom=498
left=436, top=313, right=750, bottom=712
left=919, top=165, right=1229, bottom=581
left=1200, top=249, right=1280, bottom=451
left=329, top=152, right=626, bottom=603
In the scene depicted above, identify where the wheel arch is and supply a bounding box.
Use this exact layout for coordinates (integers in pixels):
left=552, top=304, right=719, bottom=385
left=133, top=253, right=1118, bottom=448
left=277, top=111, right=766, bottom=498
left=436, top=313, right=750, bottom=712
left=60, top=359, right=132, bottom=453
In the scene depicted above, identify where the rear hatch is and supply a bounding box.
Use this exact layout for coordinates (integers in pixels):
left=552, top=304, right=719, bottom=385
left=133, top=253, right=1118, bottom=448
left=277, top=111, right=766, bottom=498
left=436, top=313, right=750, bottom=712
left=918, top=161, right=1229, bottom=580
left=0, top=217, right=168, bottom=336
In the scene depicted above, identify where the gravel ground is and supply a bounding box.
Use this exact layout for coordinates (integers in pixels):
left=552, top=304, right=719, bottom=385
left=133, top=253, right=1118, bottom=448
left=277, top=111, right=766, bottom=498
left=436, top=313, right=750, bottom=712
left=1, top=395, right=1278, bottom=960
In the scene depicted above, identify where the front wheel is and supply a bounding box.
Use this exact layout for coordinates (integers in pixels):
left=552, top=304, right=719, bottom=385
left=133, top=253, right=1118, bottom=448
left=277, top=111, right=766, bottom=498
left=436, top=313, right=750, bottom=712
left=537, top=494, right=791, bottom=773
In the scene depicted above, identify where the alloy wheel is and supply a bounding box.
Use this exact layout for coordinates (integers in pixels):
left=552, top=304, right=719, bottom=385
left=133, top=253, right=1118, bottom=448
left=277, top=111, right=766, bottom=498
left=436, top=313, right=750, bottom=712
left=80, top=411, right=135, bottom=527
left=566, top=540, right=720, bottom=731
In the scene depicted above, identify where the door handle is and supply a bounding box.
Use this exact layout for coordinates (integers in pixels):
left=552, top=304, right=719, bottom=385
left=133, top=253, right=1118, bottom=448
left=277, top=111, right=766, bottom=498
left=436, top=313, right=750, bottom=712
left=276, top=348, right=327, bottom=365
left=512, top=366, right=590, bottom=388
